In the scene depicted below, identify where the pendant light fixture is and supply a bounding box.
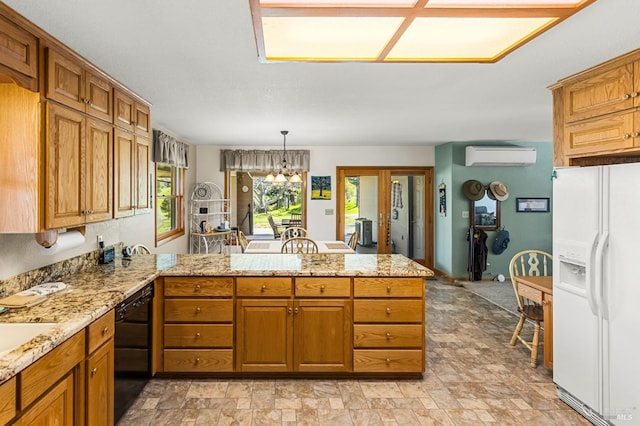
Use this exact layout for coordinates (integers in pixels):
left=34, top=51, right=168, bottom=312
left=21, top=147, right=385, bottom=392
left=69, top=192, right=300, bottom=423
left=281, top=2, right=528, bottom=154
left=269, top=130, right=302, bottom=184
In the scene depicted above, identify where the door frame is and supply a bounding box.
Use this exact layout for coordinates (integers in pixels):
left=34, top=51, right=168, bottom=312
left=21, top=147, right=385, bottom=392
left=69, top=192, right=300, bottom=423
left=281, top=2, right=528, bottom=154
left=336, top=166, right=433, bottom=267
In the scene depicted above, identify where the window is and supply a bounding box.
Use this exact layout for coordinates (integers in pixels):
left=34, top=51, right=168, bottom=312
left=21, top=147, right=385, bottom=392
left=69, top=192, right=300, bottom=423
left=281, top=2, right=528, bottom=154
left=155, top=162, right=184, bottom=244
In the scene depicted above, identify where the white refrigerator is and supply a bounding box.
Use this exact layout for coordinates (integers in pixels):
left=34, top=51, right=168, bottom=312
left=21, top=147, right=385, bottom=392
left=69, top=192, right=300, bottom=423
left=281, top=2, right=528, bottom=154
left=553, top=163, right=640, bottom=426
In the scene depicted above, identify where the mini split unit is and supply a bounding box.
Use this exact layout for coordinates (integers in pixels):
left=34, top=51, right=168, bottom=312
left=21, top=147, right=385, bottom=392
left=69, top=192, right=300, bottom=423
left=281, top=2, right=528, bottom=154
left=465, top=146, right=537, bottom=167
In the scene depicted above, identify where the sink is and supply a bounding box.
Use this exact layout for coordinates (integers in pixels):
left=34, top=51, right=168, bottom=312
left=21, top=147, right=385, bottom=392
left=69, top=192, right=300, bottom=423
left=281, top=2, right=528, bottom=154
left=0, top=323, right=57, bottom=356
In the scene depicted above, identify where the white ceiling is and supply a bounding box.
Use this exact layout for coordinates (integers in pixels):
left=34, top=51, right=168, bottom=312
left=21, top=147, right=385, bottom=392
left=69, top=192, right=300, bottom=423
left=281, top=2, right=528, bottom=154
left=4, top=0, right=640, bottom=147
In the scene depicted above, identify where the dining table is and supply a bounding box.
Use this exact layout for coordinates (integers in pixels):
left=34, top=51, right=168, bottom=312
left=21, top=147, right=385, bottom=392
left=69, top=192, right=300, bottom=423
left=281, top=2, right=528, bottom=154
left=244, top=240, right=355, bottom=254
left=513, top=275, right=553, bottom=369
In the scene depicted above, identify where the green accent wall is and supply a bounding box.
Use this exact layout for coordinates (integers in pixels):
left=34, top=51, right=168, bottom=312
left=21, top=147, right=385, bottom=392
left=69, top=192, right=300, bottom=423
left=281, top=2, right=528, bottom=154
left=435, top=142, right=553, bottom=280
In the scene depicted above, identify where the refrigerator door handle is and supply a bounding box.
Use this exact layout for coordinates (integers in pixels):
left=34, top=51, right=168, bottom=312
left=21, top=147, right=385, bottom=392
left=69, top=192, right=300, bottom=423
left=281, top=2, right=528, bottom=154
left=585, top=231, right=600, bottom=316
left=595, top=231, right=609, bottom=320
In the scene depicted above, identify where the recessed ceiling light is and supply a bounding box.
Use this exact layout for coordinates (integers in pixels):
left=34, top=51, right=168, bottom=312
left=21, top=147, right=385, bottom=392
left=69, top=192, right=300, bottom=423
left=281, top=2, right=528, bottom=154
left=249, top=0, right=597, bottom=63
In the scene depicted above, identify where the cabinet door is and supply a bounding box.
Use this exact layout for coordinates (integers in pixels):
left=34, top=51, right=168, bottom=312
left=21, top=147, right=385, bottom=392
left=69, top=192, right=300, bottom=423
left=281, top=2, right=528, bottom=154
left=46, top=103, right=85, bottom=229
left=134, top=136, right=150, bottom=213
left=46, top=48, right=85, bottom=112
left=563, top=62, right=635, bottom=123
left=293, top=299, right=352, bottom=372
left=85, top=118, right=113, bottom=223
left=564, top=112, right=636, bottom=157
left=85, top=70, right=113, bottom=122
left=0, top=377, right=16, bottom=425
left=15, top=373, right=75, bottom=426
left=114, top=89, right=135, bottom=132
left=114, top=128, right=135, bottom=218
left=86, top=339, right=114, bottom=426
left=134, top=103, right=150, bottom=137
left=0, top=16, right=37, bottom=90
left=236, top=299, right=293, bottom=372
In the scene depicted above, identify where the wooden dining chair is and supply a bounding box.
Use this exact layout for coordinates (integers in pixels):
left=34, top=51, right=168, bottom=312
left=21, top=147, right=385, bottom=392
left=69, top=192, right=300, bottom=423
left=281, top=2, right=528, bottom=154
left=280, top=226, right=308, bottom=240
left=348, top=231, right=359, bottom=251
left=281, top=237, right=318, bottom=253
left=509, top=249, right=552, bottom=368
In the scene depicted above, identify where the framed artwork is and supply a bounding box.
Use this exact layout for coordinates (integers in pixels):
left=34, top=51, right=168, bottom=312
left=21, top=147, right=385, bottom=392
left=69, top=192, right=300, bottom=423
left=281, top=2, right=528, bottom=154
left=311, top=176, right=331, bottom=200
left=516, top=197, right=550, bottom=212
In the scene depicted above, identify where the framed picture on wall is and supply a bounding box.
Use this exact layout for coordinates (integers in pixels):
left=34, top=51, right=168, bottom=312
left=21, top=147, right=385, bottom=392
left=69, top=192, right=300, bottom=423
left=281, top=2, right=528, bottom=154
left=311, top=176, right=331, bottom=200
left=516, top=197, right=550, bottom=212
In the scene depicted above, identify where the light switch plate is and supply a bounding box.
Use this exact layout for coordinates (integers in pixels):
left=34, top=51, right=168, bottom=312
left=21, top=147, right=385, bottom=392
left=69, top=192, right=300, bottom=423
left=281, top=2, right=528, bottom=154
left=462, top=211, right=469, bottom=218
left=325, top=209, right=334, bottom=215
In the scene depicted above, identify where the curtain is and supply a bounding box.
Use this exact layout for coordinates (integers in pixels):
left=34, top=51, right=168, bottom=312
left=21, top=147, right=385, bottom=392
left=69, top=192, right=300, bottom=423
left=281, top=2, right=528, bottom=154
left=153, top=129, right=190, bottom=168
left=220, top=149, right=310, bottom=172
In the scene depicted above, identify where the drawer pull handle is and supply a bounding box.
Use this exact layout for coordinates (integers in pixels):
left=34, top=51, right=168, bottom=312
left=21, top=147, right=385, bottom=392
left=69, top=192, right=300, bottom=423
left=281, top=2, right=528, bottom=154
left=632, top=91, right=639, bottom=98
left=288, top=307, right=293, bottom=314
left=195, top=307, right=201, bottom=313
left=386, top=332, right=392, bottom=339
left=195, top=358, right=200, bottom=364
left=294, top=308, right=299, bottom=314
left=320, top=285, right=325, bottom=293
left=194, top=285, right=201, bottom=292
left=386, top=285, right=391, bottom=293
left=261, top=285, right=267, bottom=292
left=386, top=307, right=392, bottom=315
left=195, top=332, right=201, bottom=338
left=91, top=368, right=97, bottom=376
left=385, top=358, right=391, bottom=365
left=102, top=327, right=109, bottom=336
left=624, top=93, right=631, bottom=100
left=633, top=132, right=640, bottom=138
left=623, top=133, right=631, bottom=140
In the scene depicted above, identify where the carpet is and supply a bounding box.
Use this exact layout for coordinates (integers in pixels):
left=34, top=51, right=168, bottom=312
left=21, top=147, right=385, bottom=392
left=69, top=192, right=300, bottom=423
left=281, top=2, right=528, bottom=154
left=458, top=279, right=519, bottom=317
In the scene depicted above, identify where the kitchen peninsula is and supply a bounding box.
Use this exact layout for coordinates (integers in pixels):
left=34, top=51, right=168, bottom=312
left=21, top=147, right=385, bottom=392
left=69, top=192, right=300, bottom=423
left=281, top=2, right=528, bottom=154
left=0, top=253, right=431, bottom=425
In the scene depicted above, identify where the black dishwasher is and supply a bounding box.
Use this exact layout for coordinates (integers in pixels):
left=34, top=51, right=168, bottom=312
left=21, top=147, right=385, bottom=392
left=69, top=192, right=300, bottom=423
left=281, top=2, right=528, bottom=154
left=114, top=282, right=154, bottom=422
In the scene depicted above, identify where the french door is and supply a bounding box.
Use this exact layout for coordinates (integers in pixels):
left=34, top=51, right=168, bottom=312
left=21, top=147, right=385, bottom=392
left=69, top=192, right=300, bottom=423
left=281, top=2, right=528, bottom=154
left=336, top=167, right=433, bottom=267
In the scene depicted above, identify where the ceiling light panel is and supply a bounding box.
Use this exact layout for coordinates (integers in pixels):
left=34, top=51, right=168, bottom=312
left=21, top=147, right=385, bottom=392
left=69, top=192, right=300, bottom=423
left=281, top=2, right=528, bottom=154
left=387, top=17, right=557, bottom=61
left=263, top=17, right=403, bottom=60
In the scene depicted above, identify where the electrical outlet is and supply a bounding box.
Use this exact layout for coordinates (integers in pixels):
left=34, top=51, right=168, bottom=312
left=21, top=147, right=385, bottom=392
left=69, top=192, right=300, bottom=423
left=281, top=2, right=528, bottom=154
left=462, top=211, right=469, bottom=218
left=97, top=235, right=103, bottom=243
left=325, top=209, right=334, bottom=215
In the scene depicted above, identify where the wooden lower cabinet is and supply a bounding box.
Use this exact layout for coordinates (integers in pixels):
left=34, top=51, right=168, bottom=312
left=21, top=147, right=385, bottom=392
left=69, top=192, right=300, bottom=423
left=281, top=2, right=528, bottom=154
left=85, top=310, right=115, bottom=426
left=0, top=377, right=16, bottom=425
left=15, top=373, right=75, bottom=426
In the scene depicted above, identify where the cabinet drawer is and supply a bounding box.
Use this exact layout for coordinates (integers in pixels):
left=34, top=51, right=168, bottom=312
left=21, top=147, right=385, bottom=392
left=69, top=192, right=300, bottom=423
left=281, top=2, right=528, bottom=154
left=20, top=331, right=84, bottom=409
left=164, top=277, right=233, bottom=297
left=354, top=300, right=423, bottom=323
left=517, top=284, right=543, bottom=305
left=353, top=349, right=423, bottom=373
left=164, top=299, right=233, bottom=322
left=164, top=324, right=233, bottom=348
left=0, top=376, right=16, bottom=425
left=354, top=277, right=423, bottom=298
left=295, top=277, right=350, bottom=297
left=354, top=324, right=423, bottom=348
left=236, top=277, right=292, bottom=297
left=163, top=349, right=233, bottom=372
left=87, top=310, right=115, bottom=354
left=0, top=16, right=38, bottom=85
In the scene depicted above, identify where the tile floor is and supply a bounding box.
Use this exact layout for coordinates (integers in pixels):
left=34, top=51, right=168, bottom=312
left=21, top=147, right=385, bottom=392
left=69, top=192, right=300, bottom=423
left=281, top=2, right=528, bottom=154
left=117, top=279, right=588, bottom=425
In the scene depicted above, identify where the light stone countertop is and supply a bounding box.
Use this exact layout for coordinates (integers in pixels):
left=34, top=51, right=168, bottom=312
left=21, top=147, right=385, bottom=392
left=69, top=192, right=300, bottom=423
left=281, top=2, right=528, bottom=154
left=0, top=253, right=432, bottom=382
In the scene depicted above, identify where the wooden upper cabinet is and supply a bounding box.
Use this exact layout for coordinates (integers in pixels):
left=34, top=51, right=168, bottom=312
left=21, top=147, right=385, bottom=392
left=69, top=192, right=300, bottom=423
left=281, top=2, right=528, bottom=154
left=0, top=16, right=38, bottom=91
left=135, top=136, right=151, bottom=213
left=114, top=88, right=150, bottom=137
left=46, top=48, right=114, bottom=122
left=563, top=62, right=637, bottom=124
left=85, top=118, right=113, bottom=223
left=114, top=128, right=135, bottom=218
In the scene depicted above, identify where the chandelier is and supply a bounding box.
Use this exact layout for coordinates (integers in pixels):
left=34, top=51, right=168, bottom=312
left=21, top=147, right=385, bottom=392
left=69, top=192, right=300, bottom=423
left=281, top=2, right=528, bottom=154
left=265, top=130, right=302, bottom=184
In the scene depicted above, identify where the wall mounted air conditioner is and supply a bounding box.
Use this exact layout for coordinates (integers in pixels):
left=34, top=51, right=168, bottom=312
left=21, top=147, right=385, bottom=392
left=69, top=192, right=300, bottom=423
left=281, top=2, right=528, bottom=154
left=465, top=146, right=537, bottom=167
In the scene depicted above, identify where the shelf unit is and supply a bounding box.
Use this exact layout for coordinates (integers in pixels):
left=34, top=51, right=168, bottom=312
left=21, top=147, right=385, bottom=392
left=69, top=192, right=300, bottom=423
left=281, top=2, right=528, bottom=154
left=189, top=182, right=233, bottom=254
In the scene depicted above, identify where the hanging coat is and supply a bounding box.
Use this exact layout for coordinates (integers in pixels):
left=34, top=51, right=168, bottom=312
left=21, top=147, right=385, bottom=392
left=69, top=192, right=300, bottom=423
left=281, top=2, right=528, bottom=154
left=467, top=227, right=488, bottom=281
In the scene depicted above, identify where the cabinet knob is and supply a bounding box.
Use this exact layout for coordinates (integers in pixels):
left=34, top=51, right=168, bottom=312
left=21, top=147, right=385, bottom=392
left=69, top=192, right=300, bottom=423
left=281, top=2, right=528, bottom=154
left=386, top=307, right=392, bottom=315
left=385, top=358, right=391, bottom=365
left=195, top=332, right=201, bottom=338
left=633, top=132, right=640, bottom=138
left=386, top=332, right=392, bottom=339
left=386, top=285, right=392, bottom=293
left=632, top=91, right=639, bottom=98
left=288, top=307, right=293, bottom=314
left=102, top=327, right=109, bottom=336
left=83, top=98, right=90, bottom=104
left=195, top=358, right=200, bottom=364
left=623, top=133, right=632, bottom=140
left=91, top=367, right=97, bottom=376
left=261, top=285, right=267, bottom=292
left=624, top=93, right=631, bottom=100
left=194, top=285, right=201, bottom=292
left=195, top=307, right=201, bottom=313
left=294, top=307, right=299, bottom=314
left=320, top=285, right=325, bottom=293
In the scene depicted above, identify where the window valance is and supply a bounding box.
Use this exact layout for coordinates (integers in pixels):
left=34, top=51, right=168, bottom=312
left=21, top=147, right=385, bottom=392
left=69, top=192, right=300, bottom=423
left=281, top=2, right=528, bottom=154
left=220, top=149, right=310, bottom=172
left=153, top=129, right=190, bottom=169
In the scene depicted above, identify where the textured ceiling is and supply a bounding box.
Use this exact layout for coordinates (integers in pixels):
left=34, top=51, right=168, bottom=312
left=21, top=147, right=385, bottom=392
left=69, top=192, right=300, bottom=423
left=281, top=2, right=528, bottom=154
left=4, top=0, right=640, bottom=147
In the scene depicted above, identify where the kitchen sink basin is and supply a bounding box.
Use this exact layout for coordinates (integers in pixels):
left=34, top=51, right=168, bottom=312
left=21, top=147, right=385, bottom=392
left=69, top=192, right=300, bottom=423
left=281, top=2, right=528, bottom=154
left=0, top=323, right=57, bottom=357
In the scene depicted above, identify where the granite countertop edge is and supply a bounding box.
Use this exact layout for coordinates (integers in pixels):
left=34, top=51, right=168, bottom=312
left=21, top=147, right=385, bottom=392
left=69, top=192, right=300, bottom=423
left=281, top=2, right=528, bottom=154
left=0, top=253, right=433, bottom=382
